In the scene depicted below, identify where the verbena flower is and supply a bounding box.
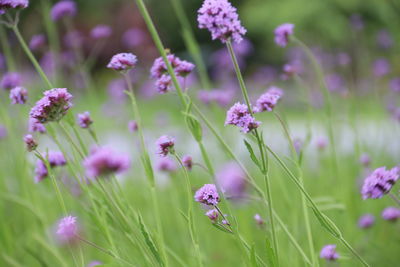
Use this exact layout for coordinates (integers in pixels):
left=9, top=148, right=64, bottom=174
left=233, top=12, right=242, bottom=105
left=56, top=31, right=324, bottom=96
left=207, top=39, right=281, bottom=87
left=150, top=54, right=195, bottom=94
left=83, top=146, right=130, bottom=178
left=156, top=135, right=175, bottom=157
left=0, top=0, right=28, bottom=12
left=182, top=155, right=193, bottom=170
left=372, top=58, right=390, bottom=77
left=35, top=151, right=67, bottom=183
left=382, top=206, right=400, bottom=221
left=197, top=0, right=246, bottom=44
left=389, top=77, right=400, bottom=93
left=205, top=209, right=218, bottom=222
left=376, top=29, right=393, bottom=50
left=107, top=53, right=137, bottom=71
left=87, top=261, right=103, bottom=267
left=254, top=86, right=283, bottom=113
left=361, top=166, right=399, bottom=199
left=156, top=157, right=177, bottom=172
left=320, top=244, right=339, bottom=261
left=23, top=134, right=37, bottom=152
left=9, top=86, right=27, bottom=104
left=216, top=162, right=246, bottom=199
left=29, top=34, right=46, bottom=51
left=90, top=24, right=112, bottom=39
left=254, top=214, right=264, bottom=225
left=108, top=78, right=127, bottom=102
left=51, top=0, right=77, bottom=21
left=359, top=153, right=371, bottom=167
left=28, top=118, right=46, bottom=133
left=225, top=102, right=260, bottom=133
left=122, top=28, right=145, bottom=48
left=1, top=72, right=22, bottom=90
left=274, top=23, right=294, bottom=47
left=29, top=88, right=73, bottom=123
left=194, top=184, right=220, bottom=206
left=316, top=136, right=328, bottom=150
left=56, top=215, right=78, bottom=242
left=198, top=89, right=234, bottom=107
left=128, top=120, right=138, bottom=132
left=77, top=111, right=93, bottom=129
left=358, top=214, right=375, bottom=229
left=0, top=124, right=6, bottom=139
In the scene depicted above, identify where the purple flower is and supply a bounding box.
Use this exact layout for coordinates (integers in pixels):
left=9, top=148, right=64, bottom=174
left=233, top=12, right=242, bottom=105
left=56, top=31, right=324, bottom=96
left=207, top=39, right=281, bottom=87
left=376, top=30, right=393, bottom=50
left=225, top=103, right=260, bottom=133
left=197, top=89, right=234, bottom=107
left=28, top=118, right=46, bottom=133
left=90, top=24, right=112, bottom=40
left=56, top=216, right=78, bottom=242
left=35, top=151, right=67, bottom=183
left=320, top=244, right=339, bottom=261
left=1, top=72, right=22, bottom=90
left=63, top=30, right=84, bottom=48
left=9, top=86, right=27, bottom=104
left=108, top=78, right=127, bottom=102
left=197, top=0, right=246, bottom=44
left=29, top=34, right=46, bottom=51
left=293, top=138, right=303, bottom=155
left=372, top=58, right=390, bottom=77
left=156, top=135, right=175, bottom=157
left=325, top=74, right=346, bottom=93
left=316, top=136, right=328, bottom=150
left=350, top=14, right=364, bottom=31
left=382, top=206, right=400, bottom=221
left=359, top=153, right=371, bottom=167
left=128, top=120, right=138, bottom=132
left=274, top=23, right=294, bottom=47
left=361, top=166, right=399, bottom=199
left=0, top=124, right=7, bottom=140
left=155, top=74, right=172, bottom=94
left=0, top=0, right=28, bottom=11
left=216, top=162, right=246, bottom=199
left=390, top=78, right=400, bottom=93
left=337, top=52, right=351, bottom=66
left=194, top=184, right=220, bottom=206
left=51, top=0, right=77, bottom=21
left=156, top=157, right=177, bottom=172
left=87, top=261, right=103, bottom=267
left=358, top=214, right=375, bottom=229
left=122, top=28, right=146, bottom=48
left=182, top=155, right=193, bottom=170
left=254, top=214, right=264, bottom=225
left=107, top=53, right=137, bottom=71
left=29, top=88, right=73, bottom=123
left=254, top=86, right=283, bottom=113
left=83, top=146, right=130, bottom=178
left=24, top=134, right=37, bottom=152
left=205, top=209, right=219, bottom=222
left=77, top=111, right=93, bottom=129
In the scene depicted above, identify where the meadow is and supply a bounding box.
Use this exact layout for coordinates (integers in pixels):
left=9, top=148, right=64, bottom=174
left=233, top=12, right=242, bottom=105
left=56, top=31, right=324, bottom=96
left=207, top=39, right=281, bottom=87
left=0, top=0, right=399, bottom=266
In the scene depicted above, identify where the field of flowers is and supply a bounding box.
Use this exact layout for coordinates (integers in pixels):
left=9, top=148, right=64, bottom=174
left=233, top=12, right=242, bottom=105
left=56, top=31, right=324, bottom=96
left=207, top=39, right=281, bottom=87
left=0, top=0, right=399, bottom=266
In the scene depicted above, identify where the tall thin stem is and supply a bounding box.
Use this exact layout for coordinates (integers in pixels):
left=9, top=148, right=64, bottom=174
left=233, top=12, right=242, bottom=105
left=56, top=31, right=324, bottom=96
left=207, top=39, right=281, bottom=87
left=0, top=26, right=15, bottom=71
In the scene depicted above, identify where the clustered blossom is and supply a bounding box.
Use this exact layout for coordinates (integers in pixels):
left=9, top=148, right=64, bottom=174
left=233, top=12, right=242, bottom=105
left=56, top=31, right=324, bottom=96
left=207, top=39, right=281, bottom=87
left=358, top=214, right=375, bottom=229
left=56, top=215, right=78, bottom=242
left=254, top=214, right=264, bottom=225
left=197, top=89, right=233, bottom=107
left=197, top=0, right=246, bottom=44
left=390, top=77, right=400, bottom=93
left=216, top=162, right=246, bottom=199
left=156, top=157, right=177, bottom=172
left=122, top=28, right=146, bottom=48
left=35, top=151, right=67, bottom=183
left=225, top=103, right=260, bottom=133
left=316, top=136, right=328, bottom=150
left=83, top=146, right=130, bottom=178
left=254, top=86, right=283, bottom=113
left=0, top=124, right=7, bottom=139
left=372, top=58, right=390, bottom=77
left=361, top=166, right=399, bottom=199
left=90, top=24, right=112, bottom=39
left=77, top=111, right=93, bottom=129
left=205, top=209, right=219, bottom=222
left=107, top=53, right=137, bottom=71
left=128, top=120, right=138, bottom=132
left=381, top=206, right=400, bottom=221
left=23, top=134, right=37, bottom=152
left=30, top=88, right=73, bottom=123
left=0, top=0, right=28, bottom=12
left=1, top=72, right=22, bottom=90
left=194, top=184, right=220, bottom=206
left=320, top=245, right=339, bottom=261
left=29, top=34, right=46, bottom=51
left=182, top=155, right=193, bottom=170
left=28, top=118, right=46, bottom=133
left=51, top=0, right=77, bottom=21
left=9, top=86, right=27, bottom=104
left=274, top=23, right=294, bottom=47
left=150, top=54, right=195, bottom=94
left=156, top=135, right=175, bottom=157
left=359, top=153, right=371, bottom=167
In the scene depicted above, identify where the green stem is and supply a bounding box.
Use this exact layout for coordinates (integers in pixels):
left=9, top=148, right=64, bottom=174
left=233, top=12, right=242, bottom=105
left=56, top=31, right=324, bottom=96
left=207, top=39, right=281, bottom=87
left=58, top=122, right=85, bottom=159
left=0, top=26, right=15, bottom=71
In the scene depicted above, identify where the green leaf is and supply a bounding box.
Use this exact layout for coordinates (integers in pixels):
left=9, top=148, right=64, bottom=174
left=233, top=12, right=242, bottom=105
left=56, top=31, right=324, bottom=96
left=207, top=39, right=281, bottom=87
left=137, top=214, right=164, bottom=267
left=311, top=207, right=342, bottom=238
left=210, top=223, right=233, bottom=234
left=265, top=238, right=276, bottom=267
left=244, top=140, right=262, bottom=170
left=250, top=243, right=259, bottom=267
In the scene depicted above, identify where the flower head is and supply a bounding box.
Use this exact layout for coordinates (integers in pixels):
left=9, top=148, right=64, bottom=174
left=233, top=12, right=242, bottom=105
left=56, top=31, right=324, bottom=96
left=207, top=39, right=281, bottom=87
left=156, top=157, right=177, bottom=172
left=274, top=23, right=294, bottom=47
left=194, top=184, right=220, bottom=206
left=107, top=53, right=137, bottom=71
left=34, top=151, right=67, bottom=182
left=197, top=0, right=246, bottom=43
left=382, top=206, right=400, bottom=221
left=128, top=120, right=138, bottom=132
left=77, top=111, right=93, bottom=129
left=372, top=58, right=390, bottom=77
left=156, top=135, right=175, bottom=157
left=389, top=77, right=400, bottom=93
left=320, top=245, right=339, bottom=261
left=0, top=124, right=6, bottom=140
left=56, top=215, right=78, bottom=242
left=122, top=28, right=145, bottom=48
left=358, top=214, right=375, bottom=229
left=182, top=155, right=193, bottom=170
left=29, top=34, right=46, bottom=51
left=359, top=153, right=371, bottom=167
left=90, top=24, right=112, bottom=39
left=28, top=118, right=46, bottom=133
left=83, top=146, right=130, bottom=178
left=316, top=136, right=328, bottom=150
left=51, top=0, right=77, bottom=21
left=9, top=86, right=27, bottom=104
left=205, top=209, right=219, bottom=222
left=1, top=72, right=22, bottom=90
left=254, top=214, right=264, bottom=225
left=254, top=86, right=283, bottom=113
left=29, top=88, right=73, bottom=123
left=225, top=102, right=260, bottom=133
left=24, top=134, right=37, bottom=152
left=361, top=166, right=399, bottom=199
left=216, top=162, right=247, bottom=199
left=0, top=0, right=28, bottom=12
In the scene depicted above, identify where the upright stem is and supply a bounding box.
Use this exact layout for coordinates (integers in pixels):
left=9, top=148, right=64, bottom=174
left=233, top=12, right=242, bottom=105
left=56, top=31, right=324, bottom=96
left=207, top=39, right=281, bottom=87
left=0, top=26, right=15, bottom=71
